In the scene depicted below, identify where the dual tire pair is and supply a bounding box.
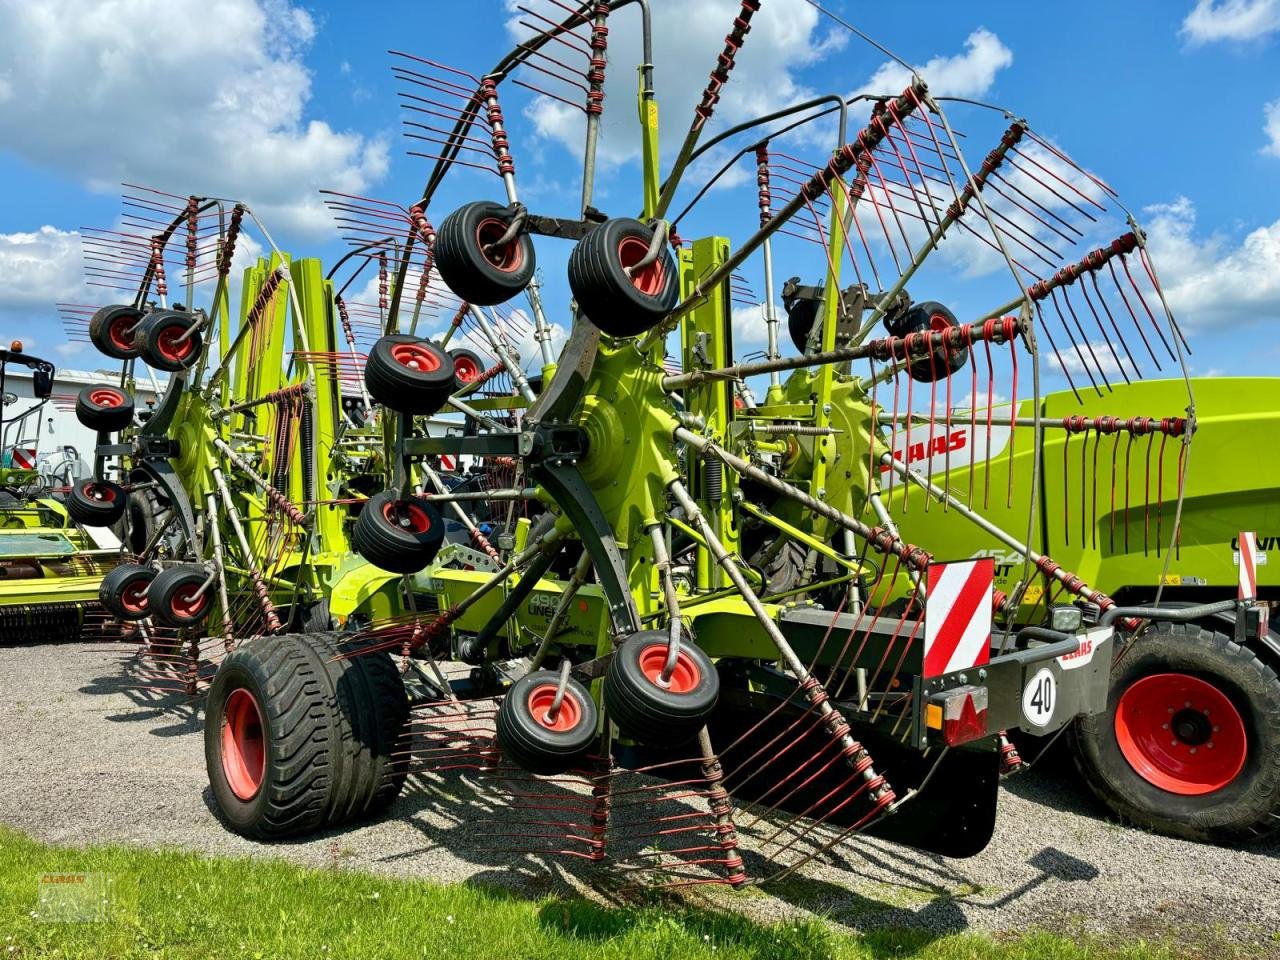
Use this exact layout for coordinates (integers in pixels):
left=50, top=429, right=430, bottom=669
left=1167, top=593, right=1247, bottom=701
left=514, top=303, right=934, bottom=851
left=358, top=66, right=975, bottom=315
left=204, top=632, right=409, bottom=839
left=99, top=563, right=212, bottom=629
left=433, top=200, right=679, bottom=339
left=495, top=631, right=720, bottom=775
left=89, top=305, right=202, bottom=373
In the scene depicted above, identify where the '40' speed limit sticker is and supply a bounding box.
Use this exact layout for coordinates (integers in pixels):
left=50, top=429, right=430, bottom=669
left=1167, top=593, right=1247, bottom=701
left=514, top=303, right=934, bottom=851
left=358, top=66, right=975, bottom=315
left=1022, top=667, right=1057, bottom=728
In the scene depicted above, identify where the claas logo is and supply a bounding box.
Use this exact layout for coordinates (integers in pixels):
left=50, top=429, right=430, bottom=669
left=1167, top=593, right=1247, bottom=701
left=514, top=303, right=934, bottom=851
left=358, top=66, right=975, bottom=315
left=880, top=429, right=967, bottom=473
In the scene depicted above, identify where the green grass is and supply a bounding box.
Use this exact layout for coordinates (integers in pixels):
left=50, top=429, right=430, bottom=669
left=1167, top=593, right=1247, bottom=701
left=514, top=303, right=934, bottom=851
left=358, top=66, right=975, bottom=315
left=0, top=826, right=1240, bottom=960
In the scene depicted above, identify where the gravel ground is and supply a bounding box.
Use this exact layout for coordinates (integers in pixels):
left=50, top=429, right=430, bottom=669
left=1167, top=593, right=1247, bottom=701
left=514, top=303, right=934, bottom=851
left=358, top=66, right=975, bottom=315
left=2, top=641, right=1278, bottom=952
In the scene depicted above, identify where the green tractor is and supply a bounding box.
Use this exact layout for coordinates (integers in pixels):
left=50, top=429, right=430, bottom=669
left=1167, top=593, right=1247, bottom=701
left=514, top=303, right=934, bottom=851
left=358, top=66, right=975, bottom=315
left=876, top=375, right=1280, bottom=842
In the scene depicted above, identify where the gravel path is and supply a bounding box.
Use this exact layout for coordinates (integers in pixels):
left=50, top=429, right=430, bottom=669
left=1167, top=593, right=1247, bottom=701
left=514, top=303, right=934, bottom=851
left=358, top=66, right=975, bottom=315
left=2, top=641, right=1278, bottom=952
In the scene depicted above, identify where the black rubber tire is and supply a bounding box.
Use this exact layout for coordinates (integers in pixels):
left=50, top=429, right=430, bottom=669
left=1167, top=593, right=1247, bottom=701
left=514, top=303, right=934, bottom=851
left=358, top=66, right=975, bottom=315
left=304, top=633, right=411, bottom=820
left=145, top=565, right=213, bottom=628
left=352, top=490, right=445, bottom=574
left=65, top=478, right=127, bottom=527
left=88, top=304, right=143, bottom=360
left=784, top=287, right=821, bottom=354
left=885, top=301, right=969, bottom=383
left=204, top=632, right=409, bottom=840
left=448, top=347, right=485, bottom=393
left=134, top=310, right=202, bottom=372
left=75, top=383, right=135, bottom=432
left=297, top=599, right=335, bottom=632
left=205, top=635, right=334, bottom=839
left=435, top=200, right=536, bottom=306
left=496, top=670, right=599, bottom=774
left=603, top=630, right=719, bottom=745
left=99, top=563, right=156, bottom=621
left=116, top=488, right=157, bottom=556
left=364, top=335, right=456, bottom=416
left=1071, top=622, right=1280, bottom=843
left=568, top=218, right=680, bottom=338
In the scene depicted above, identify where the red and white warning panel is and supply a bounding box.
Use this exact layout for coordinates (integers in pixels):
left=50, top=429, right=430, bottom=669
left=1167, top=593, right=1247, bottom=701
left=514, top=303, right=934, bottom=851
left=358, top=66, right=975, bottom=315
left=1238, top=530, right=1258, bottom=601
left=8, top=447, right=37, bottom=470
left=924, top=558, right=995, bottom=678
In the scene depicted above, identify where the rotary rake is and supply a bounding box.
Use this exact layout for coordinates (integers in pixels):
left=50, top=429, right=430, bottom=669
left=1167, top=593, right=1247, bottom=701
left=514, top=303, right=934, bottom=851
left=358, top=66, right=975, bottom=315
left=70, top=0, right=1266, bottom=882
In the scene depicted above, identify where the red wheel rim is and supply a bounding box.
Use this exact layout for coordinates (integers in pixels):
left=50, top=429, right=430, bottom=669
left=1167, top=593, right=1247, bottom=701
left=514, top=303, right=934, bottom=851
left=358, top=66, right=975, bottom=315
left=89, top=388, right=125, bottom=408
left=221, top=688, right=266, bottom=801
left=155, top=324, right=195, bottom=363
left=475, top=217, right=523, bottom=272
left=83, top=481, right=116, bottom=503
left=1115, top=672, right=1248, bottom=796
left=120, top=576, right=150, bottom=614
left=453, top=354, right=480, bottom=383
left=526, top=683, right=582, bottom=732
left=382, top=499, right=431, bottom=534
left=389, top=342, right=441, bottom=373
left=637, top=643, right=701, bottom=694
left=928, top=313, right=952, bottom=333
left=169, top=582, right=208, bottom=620
left=108, top=314, right=138, bottom=351
left=617, top=236, right=664, bottom=296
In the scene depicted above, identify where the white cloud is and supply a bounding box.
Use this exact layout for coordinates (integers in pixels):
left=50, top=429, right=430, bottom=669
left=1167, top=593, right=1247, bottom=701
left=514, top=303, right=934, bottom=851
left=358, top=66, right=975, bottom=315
left=1264, top=99, right=1280, bottom=156
left=1141, top=196, right=1280, bottom=329
left=730, top=302, right=778, bottom=348
left=0, top=227, right=87, bottom=310
left=1049, top=340, right=1131, bottom=380
left=0, top=222, right=264, bottom=364
left=857, top=28, right=1013, bottom=100
left=0, top=0, right=387, bottom=235
left=1181, top=0, right=1280, bottom=44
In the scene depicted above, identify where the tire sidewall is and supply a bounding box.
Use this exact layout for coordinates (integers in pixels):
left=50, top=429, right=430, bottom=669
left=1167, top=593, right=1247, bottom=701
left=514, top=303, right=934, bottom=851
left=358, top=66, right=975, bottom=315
left=569, top=218, right=679, bottom=338
left=205, top=658, right=274, bottom=832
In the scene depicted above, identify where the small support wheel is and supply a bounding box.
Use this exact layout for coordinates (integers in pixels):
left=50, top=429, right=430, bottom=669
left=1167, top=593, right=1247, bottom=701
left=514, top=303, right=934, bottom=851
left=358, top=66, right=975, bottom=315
left=65, top=478, right=127, bottom=527
left=135, top=310, right=202, bottom=372
left=435, top=200, right=536, bottom=306
left=602, top=630, right=719, bottom=745
left=88, top=304, right=143, bottom=360
left=352, top=490, right=445, bottom=574
left=886, top=301, right=969, bottom=383
left=364, top=335, right=456, bottom=416
left=568, top=218, right=680, bottom=338
left=496, top=669, right=599, bottom=773
left=75, top=384, right=135, bottom=432
left=99, top=563, right=156, bottom=621
left=448, top=347, right=485, bottom=393
left=147, top=565, right=213, bottom=629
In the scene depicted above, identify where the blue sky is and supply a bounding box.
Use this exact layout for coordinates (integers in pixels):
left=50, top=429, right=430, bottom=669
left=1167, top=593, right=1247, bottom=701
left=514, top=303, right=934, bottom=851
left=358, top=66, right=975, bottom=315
left=0, top=0, right=1277, bottom=389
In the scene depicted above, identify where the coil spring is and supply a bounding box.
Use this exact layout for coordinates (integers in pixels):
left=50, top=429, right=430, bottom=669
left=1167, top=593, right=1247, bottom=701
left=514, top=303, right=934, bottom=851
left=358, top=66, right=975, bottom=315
left=703, top=458, right=724, bottom=501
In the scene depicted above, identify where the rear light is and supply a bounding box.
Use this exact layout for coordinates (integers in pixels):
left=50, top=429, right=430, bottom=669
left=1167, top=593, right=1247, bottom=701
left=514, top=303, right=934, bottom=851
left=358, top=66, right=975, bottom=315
left=925, top=685, right=989, bottom=746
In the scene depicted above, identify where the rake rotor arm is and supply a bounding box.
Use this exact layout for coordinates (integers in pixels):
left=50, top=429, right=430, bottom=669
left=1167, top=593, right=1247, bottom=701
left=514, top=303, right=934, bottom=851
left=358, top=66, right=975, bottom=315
left=662, top=318, right=1021, bottom=389
left=663, top=92, right=858, bottom=228
left=652, top=0, right=766, bottom=218
left=639, top=80, right=927, bottom=351
left=852, top=121, right=1026, bottom=345
left=673, top=427, right=929, bottom=573
left=877, top=452, right=1138, bottom=628
left=668, top=479, right=893, bottom=801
